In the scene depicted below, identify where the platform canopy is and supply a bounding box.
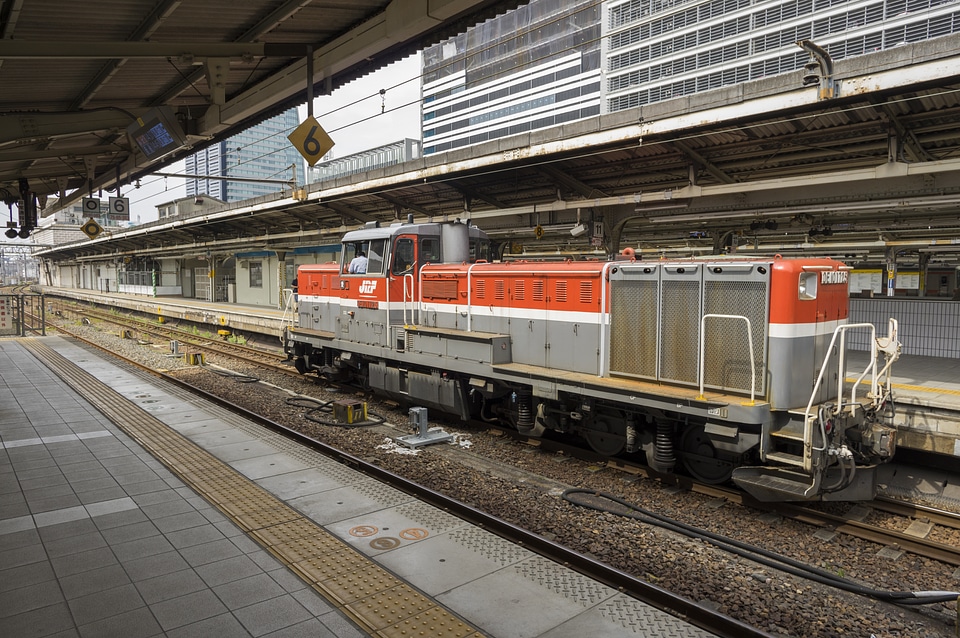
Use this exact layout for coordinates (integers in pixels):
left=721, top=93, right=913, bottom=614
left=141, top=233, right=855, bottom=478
left=0, top=0, right=521, bottom=208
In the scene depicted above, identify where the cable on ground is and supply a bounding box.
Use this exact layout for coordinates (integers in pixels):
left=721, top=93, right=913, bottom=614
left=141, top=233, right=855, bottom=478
left=562, top=488, right=960, bottom=605
left=285, top=395, right=386, bottom=428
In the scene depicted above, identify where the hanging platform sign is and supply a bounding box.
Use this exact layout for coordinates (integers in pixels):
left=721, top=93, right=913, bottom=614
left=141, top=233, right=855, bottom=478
left=287, top=116, right=334, bottom=166
left=81, top=217, right=103, bottom=240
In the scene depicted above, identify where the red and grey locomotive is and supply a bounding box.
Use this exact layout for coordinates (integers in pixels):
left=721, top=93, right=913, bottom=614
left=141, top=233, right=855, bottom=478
left=283, top=220, right=900, bottom=501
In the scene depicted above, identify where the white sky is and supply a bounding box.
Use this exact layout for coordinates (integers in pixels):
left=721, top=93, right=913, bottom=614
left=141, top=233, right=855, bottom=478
left=124, top=53, right=423, bottom=223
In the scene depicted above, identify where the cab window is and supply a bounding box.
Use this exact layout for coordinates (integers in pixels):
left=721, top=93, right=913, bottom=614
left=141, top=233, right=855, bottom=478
left=392, top=238, right=415, bottom=275
left=470, top=238, right=491, bottom=262
left=342, top=238, right=387, bottom=275
left=366, top=239, right=386, bottom=274
left=421, top=237, right=441, bottom=264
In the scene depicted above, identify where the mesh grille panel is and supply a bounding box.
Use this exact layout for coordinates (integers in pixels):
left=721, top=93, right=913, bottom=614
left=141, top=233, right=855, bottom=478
left=659, top=280, right=700, bottom=383
left=610, top=280, right=658, bottom=378
left=703, top=281, right=767, bottom=393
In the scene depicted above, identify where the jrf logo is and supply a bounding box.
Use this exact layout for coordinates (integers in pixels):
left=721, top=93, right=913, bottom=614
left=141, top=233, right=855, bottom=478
left=358, top=280, right=377, bottom=294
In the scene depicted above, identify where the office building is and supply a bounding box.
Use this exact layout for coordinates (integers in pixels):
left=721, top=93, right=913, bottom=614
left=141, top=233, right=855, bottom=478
left=421, top=0, right=601, bottom=155
left=421, top=0, right=960, bottom=155
left=603, top=0, right=960, bottom=113
left=308, top=139, right=421, bottom=183
left=186, top=108, right=303, bottom=202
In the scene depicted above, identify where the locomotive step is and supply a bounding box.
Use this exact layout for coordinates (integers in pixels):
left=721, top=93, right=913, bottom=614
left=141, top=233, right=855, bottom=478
left=732, top=468, right=815, bottom=499
left=769, top=424, right=805, bottom=441
left=763, top=451, right=805, bottom=467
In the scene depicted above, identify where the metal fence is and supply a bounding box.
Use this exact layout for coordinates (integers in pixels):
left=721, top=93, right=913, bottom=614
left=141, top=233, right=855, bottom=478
left=0, top=293, right=45, bottom=337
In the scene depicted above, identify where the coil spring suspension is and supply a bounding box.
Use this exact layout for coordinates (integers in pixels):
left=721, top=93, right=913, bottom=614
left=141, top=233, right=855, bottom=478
left=516, top=389, right=533, bottom=430
left=653, top=421, right=676, bottom=473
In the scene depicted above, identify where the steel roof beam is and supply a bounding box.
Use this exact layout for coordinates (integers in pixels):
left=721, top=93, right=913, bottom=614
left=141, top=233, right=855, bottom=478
left=324, top=201, right=376, bottom=224
left=671, top=140, right=736, bottom=185
left=0, top=41, right=306, bottom=59
left=378, top=192, right=430, bottom=216
left=536, top=164, right=607, bottom=200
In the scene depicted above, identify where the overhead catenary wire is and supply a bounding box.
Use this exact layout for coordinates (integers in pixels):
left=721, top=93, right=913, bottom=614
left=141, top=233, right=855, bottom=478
left=562, top=488, right=960, bottom=606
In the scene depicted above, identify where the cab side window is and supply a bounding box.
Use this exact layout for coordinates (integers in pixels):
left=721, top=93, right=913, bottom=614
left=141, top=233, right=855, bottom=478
left=421, top=237, right=440, bottom=264
left=392, top=238, right=415, bottom=275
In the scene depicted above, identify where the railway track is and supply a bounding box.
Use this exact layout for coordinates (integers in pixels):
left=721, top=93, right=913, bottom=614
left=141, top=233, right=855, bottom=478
left=48, top=299, right=299, bottom=378
left=485, top=426, right=960, bottom=567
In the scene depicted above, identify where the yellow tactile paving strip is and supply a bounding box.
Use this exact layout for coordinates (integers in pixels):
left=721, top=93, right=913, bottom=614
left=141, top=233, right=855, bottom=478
left=22, top=339, right=483, bottom=638
left=845, top=377, right=960, bottom=397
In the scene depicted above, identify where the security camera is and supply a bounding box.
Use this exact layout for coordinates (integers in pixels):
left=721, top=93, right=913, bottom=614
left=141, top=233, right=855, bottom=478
left=570, top=223, right=588, bottom=237
left=195, top=196, right=204, bottom=205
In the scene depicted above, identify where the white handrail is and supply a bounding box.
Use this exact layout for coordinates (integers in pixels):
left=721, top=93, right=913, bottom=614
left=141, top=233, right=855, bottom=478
left=803, top=322, right=878, bottom=454
left=402, top=273, right=414, bottom=326
left=597, top=261, right=617, bottom=377
left=697, top=314, right=756, bottom=405
left=279, top=287, right=296, bottom=342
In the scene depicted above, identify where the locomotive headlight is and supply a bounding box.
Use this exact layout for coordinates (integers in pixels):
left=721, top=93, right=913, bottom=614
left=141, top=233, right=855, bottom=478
left=798, top=272, right=818, bottom=300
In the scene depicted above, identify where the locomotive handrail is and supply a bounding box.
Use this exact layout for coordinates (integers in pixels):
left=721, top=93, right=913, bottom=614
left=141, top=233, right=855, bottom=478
left=697, top=314, right=756, bottom=406
left=279, top=287, right=296, bottom=341
left=465, top=262, right=484, bottom=332
left=803, top=322, right=878, bottom=456
left=402, top=273, right=415, bottom=326
left=873, top=318, right=900, bottom=401
left=597, top=261, right=617, bottom=377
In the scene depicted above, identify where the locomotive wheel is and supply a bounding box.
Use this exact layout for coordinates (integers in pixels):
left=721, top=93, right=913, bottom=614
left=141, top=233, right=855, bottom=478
left=583, top=415, right=625, bottom=456
left=679, top=424, right=734, bottom=484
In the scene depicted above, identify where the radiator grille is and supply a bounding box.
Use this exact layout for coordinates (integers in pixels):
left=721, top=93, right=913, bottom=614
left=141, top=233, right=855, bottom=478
left=579, top=280, right=594, bottom=305
left=474, top=279, right=486, bottom=299
left=422, top=279, right=458, bottom=300
left=533, top=280, right=545, bottom=301
left=609, top=280, right=658, bottom=378
left=608, top=264, right=769, bottom=395
left=556, top=281, right=568, bottom=303
left=703, top=281, right=767, bottom=394
left=659, top=280, right=701, bottom=384
left=514, top=280, right=525, bottom=300
left=495, top=279, right=505, bottom=300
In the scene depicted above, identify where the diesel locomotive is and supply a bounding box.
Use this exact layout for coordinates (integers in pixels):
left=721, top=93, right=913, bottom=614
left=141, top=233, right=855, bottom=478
left=283, top=219, right=901, bottom=501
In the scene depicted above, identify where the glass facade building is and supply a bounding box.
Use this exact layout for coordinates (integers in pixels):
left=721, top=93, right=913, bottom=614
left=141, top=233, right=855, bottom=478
left=605, top=0, right=960, bottom=112
left=308, top=139, right=421, bottom=183
left=419, top=0, right=960, bottom=155
left=185, top=108, right=304, bottom=202
left=421, top=0, right=602, bottom=155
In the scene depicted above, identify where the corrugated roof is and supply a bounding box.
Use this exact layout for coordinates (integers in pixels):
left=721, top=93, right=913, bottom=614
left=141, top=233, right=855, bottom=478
left=0, top=0, right=521, bottom=203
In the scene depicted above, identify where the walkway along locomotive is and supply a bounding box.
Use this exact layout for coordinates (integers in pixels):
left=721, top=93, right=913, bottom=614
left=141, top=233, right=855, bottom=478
left=283, top=220, right=901, bottom=501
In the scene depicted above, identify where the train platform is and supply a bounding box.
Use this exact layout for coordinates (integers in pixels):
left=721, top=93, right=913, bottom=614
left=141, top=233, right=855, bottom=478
left=0, top=335, right=725, bottom=638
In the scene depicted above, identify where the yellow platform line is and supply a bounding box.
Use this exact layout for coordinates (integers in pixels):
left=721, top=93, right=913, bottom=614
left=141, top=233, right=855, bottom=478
left=22, top=338, right=483, bottom=638
left=845, top=377, right=960, bottom=397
